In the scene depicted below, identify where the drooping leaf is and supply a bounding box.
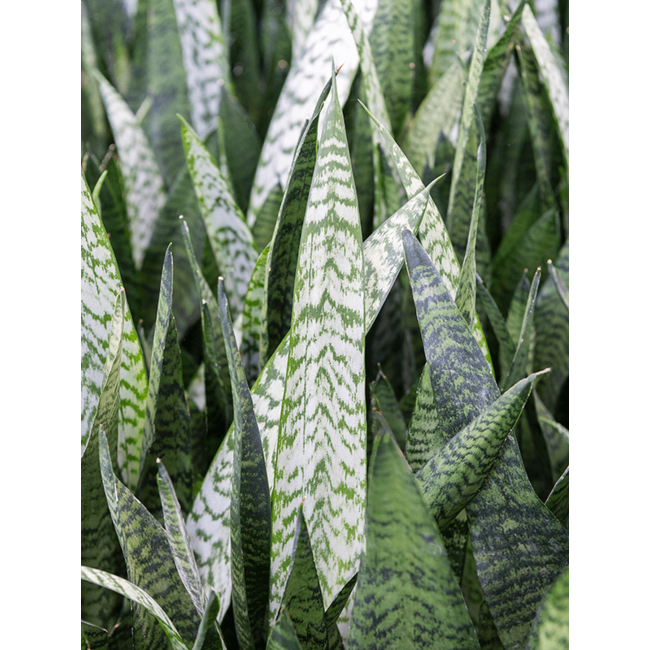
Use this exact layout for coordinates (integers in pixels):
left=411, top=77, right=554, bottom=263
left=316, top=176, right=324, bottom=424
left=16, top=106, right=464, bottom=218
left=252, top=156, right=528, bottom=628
left=270, top=64, right=366, bottom=622
left=219, top=279, right=272, bottom=648
left=81, top=169, right=148, bottom=489
left=95, top=72, right=167, bottom=270
left=279, top=504, right=328, bottom=650
left=180, top=115, right=258, bottom=318
left=415, top=370, right=548, bottom=530
left=347, top=429, right=480, bottom=650
left=81, top=566, right=190, bottom=650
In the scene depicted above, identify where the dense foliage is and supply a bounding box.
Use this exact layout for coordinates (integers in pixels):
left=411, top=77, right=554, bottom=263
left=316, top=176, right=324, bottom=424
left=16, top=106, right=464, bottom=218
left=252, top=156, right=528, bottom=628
left=81, top=0, right=569, bottom=648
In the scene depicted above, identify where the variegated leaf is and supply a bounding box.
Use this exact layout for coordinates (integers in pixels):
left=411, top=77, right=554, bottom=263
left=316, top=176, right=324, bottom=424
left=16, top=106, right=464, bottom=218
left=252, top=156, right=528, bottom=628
left=285, top=0, right=319, bottom=60
left=270, top=64, right=366, bottom=621
left=81, top=566, right=190, bottom=650
left=347, top=428, right=480, bottom=650
left=525, top=566, right=569, bottom=650
left=95, top=71, right=166, bottom=270
left=218, top=279, right=272, bottom=649
left=545, top=467, right=569, bottom=527
left=266, top=609, right=303, bottom=650
left=247, top=0, right=377, bottom=221
left=172, top=0, right=230, bottom=140
left=81, top=169, right=148, bottom=489
left=180, top=117, right=258, bottom=318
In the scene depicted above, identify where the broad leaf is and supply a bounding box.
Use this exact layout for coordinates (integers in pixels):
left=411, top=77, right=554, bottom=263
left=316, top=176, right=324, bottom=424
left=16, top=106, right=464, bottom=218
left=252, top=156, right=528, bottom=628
left=525, top=567, right=569, bottom=650
left=266, top=609, right=303, bottom=650
left=347, top=428, right=480, bottom=650
left=270, top=64, right=366, bottom=621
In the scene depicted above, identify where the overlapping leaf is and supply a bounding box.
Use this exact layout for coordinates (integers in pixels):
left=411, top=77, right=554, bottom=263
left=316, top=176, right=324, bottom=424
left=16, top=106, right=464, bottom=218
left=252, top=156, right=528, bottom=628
left=270, top=65, right=366, bottom=621
left=347, top=428, right=480, bottom=650
left=525, top=567, right=569, bottom=650
left=81, top=169, right=148, bottom=489
left=180, top=116, right=258, bottom=318
left=218, top=279, right=272, bottom=648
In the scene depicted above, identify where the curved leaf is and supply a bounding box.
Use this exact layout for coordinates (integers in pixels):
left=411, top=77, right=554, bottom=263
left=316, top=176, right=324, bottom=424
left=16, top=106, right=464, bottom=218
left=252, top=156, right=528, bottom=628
left=545, top=467, right=569, bottom=528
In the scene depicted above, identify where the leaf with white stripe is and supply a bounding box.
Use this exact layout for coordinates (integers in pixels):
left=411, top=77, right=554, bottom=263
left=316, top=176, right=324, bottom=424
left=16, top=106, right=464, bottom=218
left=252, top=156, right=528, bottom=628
left=247, top=0, right=378, bottom=222
left=270, top=64, right=366, bottom=621
left=95, top=71, right=166, bottom=270
left=81, top=566, right=190, bottom=650
left=81, top=169, right=148, bottom=490
left=180, top=116, right=258, bottom=318
left=173, top=0, right=230, bottom=140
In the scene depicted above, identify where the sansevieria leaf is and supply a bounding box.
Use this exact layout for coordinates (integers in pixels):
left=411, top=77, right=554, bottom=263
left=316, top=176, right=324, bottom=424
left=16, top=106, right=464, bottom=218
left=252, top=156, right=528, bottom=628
left=347, top=427, right=480, bottom=650
left=271, top=64, right=366, bottom=621
left=525, top=566, right=569, bottom=650
left=266, top=609, right=303, bottom=650
left=81, top=169, right=147, bottom=490
left=81, top=566, right=190, bottom=650
left=218, top=279, right=272, bottom=648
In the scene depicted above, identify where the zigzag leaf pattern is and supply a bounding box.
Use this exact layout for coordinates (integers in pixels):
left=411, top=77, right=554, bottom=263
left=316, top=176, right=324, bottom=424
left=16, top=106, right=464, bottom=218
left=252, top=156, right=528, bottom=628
left=270, top=64, right=366, bottom=622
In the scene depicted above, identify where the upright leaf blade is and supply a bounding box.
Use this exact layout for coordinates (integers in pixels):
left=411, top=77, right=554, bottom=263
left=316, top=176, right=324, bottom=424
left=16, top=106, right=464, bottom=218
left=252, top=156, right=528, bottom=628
left=347, top=430, right=480, bottom=650
left=271, top=65, right=366, bottom=621
left=218, top=279, right=272, bottom=648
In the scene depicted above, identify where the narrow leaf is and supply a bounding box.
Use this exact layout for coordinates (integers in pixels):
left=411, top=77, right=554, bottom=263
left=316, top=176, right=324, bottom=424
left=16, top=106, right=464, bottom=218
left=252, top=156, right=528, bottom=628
left=525, top=567, right=569, bottom=650
left=347, top=430, right=480, bottom=650
left=279, top=504, right=328, bottom=650
left=252, top=184, right=283, bottom=253
left=415, top=371, right=548, bottom=530
left=99, top=427, right=201, bottom=648
left=81, top=566, right=190, bottom=650
left=95, top=72, right=166, bottom=269
left=81, top=169, right=148, bottom=489
left=157, top=461, right=206, bottom=616
left=266, top=609, right=303, bottom=650
left=370, top=368, right=407, bottom=452
left=545, top=467, right=569, bottom=527
left=271, top=65, right=366, bottom=621
left=219, top=279, right=272, bottom=648
left=180, top=115, right=258, bottom=318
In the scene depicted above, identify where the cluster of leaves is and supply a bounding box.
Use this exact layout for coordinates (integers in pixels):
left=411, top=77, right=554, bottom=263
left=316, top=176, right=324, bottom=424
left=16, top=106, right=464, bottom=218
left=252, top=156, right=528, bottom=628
left=81, top=0, right=569, bottom=649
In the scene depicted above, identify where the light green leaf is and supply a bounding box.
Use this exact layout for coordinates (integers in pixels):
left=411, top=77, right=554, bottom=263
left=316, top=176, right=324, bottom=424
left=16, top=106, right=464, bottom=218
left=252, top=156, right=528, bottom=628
left=99, top=425, right=202, bottom=648
left=218, top=279, right=272, bottom=648
left=81, top=292, right=126, bottom=628
left=545, top=467, right=569, bottom=528
left=404, top=364, right=440, bottom=472
left=247, top=0, right=376, bottom=221
left=522, top=4, right=569, bottom=170
left=251, top=184, right=283, bottom=253
left=81, top=169, right=147, bottom=490
left=81, top=566, right=190, bottom=650
left=261, top=78, right=330, bottom=366
left=525, top=566, right=569, bottom=650
left=95, top=72, right=167, bottom=270
left=157, top=461, right=206, bottom=616
left=347, top=429, right=480, bottom=650
left=415, top=371, right=548, bottom=530
left=172, top=0, right=230, bottom=140
left=180, top=116, right=258, bottom=318
left=270, top=64, right=366, bottom=621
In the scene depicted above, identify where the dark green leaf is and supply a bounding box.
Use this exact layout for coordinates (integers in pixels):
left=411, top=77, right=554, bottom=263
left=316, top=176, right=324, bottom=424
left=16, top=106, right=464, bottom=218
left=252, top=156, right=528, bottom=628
left=252, top=183, right=283, bottom=253
left=525, top=566, right=569, bottom=650
left=219, top=279, right=272, bottom=649
left=266, top=609, right=303, bottom=650
left=191, top=590, right=227, bottom=650
left=370, top=368, right=408, bottom=452
left=534, top=393, right=569, bottom=483
left=405, top=364, right=441, bottom=472
left=324, top=574, right=357, bottom=650
left=545, top=467, right=569, bottom=528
